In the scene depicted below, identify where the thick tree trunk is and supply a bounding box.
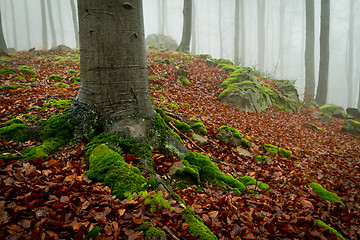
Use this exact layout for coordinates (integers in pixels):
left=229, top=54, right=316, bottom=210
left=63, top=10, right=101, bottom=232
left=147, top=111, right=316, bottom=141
left=257, top=0, right=265, bottom=70
left=40, top=0, right=48, bottom=50
left=234, top=0, right=240, bottom=65
left=70, top=0, right=79, bottom=48
left=315, top=0, right=330, bottom=106
left=10, top=0, right=17, bottom=50
left=23, top=0, right=31, bottom=49
left=304, top=0, right=315, bottom=99
left=76, top=0, right=156, bottom=139
left=47, top=0, right=57, bottom=48
left=177, top=0, right=192, bottom=53
left=0, top=10, right=7, bottom=53
left=347, top=0, right=354, bottom=106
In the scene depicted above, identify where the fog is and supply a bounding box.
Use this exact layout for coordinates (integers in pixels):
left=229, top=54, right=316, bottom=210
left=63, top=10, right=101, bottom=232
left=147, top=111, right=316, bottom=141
left=1, top=0, right=359, bottom=108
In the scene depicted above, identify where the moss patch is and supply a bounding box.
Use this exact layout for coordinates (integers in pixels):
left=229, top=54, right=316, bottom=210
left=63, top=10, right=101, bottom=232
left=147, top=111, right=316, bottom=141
left=18, top=66, right=36, bottom=75
left=309, top=182, right=345, bottom=206
left=48, top=74, right=62, bottom=81
left=135, top=221, right=166, bottom=239
left=239, top=176, right=269, bottom=190
left=314, top=219, right=348, bottom=240
left=182, top=209, right=217, bottom=240
left=0, top=67, right=16, bottom=75
left=190, top=119, right=208, bottom=135
left=319, top=104, right=344, bottom=116
left=0, top=85, right=27, bottom=90
left=0, top=118, right=27, bottom=142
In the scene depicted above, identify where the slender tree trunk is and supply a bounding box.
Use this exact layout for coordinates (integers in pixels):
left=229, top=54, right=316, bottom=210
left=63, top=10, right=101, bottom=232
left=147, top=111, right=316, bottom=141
left=57, top=0, right=65, bottom=44
left=0, top=10, right=7, bottom=53
left=315, top=0, right=330, bottom=106
left=9, top=0, right=17, bottom=49
left=240, top=0, right=245, bottom=64
left=234, top=0, right=240, bottom=65
left=191, top=0, right=196, bottom=54
left=47, top=0, right=57, bottom=48
left=177, top=0, right=192, bottom=53
left=304, top=0, right=315, bottom=99
left=70, top=0, right=79, bottom=48
left=40, top=0, right=48, bottom=50
left=218, top=0, right=223, bottom=58
left=279, top=0, right=285, bottom=76
left=23, top=0, right=31, bottom=49
left=257, top=0, right=265, bottom=70
left=161, top=0, right=167, bottom=35
left=347, top=0, right=354, bottom=106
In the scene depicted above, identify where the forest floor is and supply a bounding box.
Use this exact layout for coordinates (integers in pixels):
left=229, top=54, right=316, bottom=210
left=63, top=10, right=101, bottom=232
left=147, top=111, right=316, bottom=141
left=0, top=50, right=359, bottom=239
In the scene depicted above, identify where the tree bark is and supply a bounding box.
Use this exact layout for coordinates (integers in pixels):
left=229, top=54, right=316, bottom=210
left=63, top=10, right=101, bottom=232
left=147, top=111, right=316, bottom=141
left=70, top=0, right=79, bottom=48
left=234, top=0, right=240, bottom=65
left=279, top=0, right=285, bottom=76
left=218, top=0, right=223, bottom=58
left=23, top=0, right=31, bottom=49
left=304, top=0, right=315, bottom=99
left=315, top=0, right=330, bottom=106
left=191, top=0, right=196, bottom=54
left=347, top=0, right=354, bottom=106
left=177, top=0, right=192, bottom=53
left=0, top=10, right=7, bottom=53
left=257, top=0, right=265, bottom=70
left=47, top=0, right=57, bottom=48
left=40, top=0, right=48, bottom=50
left=10, top=0, right=17, bottom=50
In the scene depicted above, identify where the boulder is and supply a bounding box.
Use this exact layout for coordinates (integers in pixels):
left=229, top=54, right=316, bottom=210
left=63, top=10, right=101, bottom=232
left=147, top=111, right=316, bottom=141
left=55, top=45, right=72, bottom=51
left=346, top=108, right=360, bottom=119
left=216, top=127, right=243, bottom=146
left=192, top=133, right=208, bottom=146
left=167, top=161, right=185, bottom=175
left=145, top=34, right=178, bottom=51
left=341, top=120, right=360, bottom=136
left=314, top=111, right=332, bottom=123
left=319, top=104, right=345, bottom=117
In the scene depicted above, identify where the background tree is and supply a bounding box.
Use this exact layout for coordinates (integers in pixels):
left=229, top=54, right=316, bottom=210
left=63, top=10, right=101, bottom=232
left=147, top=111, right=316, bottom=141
left=177, top=0, right=192, bottom=53
left=10, top=0, right=17, bottom=50
left=240, top=0, right=245, bottom=64
left=191, top=0, right=196, bottom=54
left=257, top=0, right=265, bottom=70
left=40, top=0, right=48, bottom=50
left=23, top=0, right=31, bottom=49
left=234, top=0, right=240, bottom=65
left=304, top=0, right=315, bottom=99
left=47, top=0, right=57, bottom=48
left=0, top=10, right=7, bottom=53
left=279, top=0, right=285, bottom=76
left=315, top=0, right=330, bottom=106
left=347, top=0, right=354, bottom=106
left=70, top=0, right=79, bottom=48
left=218, top=0, right=223, bottom=58
left=57, top=0, right=65, bottom=44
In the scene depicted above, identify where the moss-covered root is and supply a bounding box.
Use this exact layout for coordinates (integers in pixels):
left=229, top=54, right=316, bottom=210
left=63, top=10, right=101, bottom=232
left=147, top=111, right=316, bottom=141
left=0, top=118, right=27, bottom=142
left=314, top=219, right=348, bottom=240
left=182, top=209, right=217, bottom=240
left=135, top=221, right=166, bottom=239
left=309, top=182, right=345, bottom=206
left=84, top=144, right=148, bottom=199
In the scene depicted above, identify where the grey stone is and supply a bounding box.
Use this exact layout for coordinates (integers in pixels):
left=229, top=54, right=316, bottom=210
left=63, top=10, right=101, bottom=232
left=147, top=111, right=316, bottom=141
left=168, top=161, right=185, bottom=175
left=346, top=108, right=360, bottom=119
left=192, top=133, right=208, bottom=146
left=314, top=111, right=332, bottom=123
left=341, top=120, right=360, bottom=136
left=216, top=128, right=242, bottom=146
left=236, top=147, right=251, bottom=156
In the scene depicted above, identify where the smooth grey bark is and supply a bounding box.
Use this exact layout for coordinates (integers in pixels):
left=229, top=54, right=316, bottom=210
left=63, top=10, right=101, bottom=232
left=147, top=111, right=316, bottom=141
left=234, top=0, right=240, bottom=65
left=57, top=0, right=65, bottom=44
left=279, top=0, right=285, bottom=76
left=40, top=0, right=48, bottom=50
left=240, top=0, right=245, bottom=64
left=23, top=0, right=31, bottom=49
left=257, top=0, right=265, bottom=70
left=191, top=0, right=196, bottom=54
left=9, top=0, right=17, bottom=49
left=347, top=0, right=354, bottom=106
left=304, top=0, right=315, bottom=99
left=47, top=0, right=57, bottom=48
left=70, top=0, right=79, bottom=48
left=315, top=0, right=330, bottom=106
left=218, top=0, right=223, bottom=58
left=0, top=10, right=7, bottom=53
left=76, top=0, right=156, bottom=139
left=177, top=0, right=192, bottom=53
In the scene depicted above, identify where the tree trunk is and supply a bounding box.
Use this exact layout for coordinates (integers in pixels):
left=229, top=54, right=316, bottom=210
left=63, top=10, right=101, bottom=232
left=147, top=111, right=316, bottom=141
left=240, top=0, right=245, bottom=64
left=57, top=0, right=65, bottom=44
left=0, top=10, right=7, bottom=53
left=304, top=0, right=315, bottom=99
left=257, top=0, right=265, bottom=70
left=347, top=0, right=354, bottom=106
left=190, top=0, right=196, bottom=54
left=177, top=0, right=192, bottom=53
left=315, top=0, right=330, bottom=106
left=10, top=0, right=17, bottom=50
left=279, top=0, right=285, bottom=76
left=218, top=0, right=223, bottom=58
left=23, top=0, right=31, bottom=49
left=234, top=0, right=240, bottom=65
left=40, top=0, right=48, bottom=50
left=47, top=0, right=57, bottom=48
left=70, top=0, right=79, bottom=48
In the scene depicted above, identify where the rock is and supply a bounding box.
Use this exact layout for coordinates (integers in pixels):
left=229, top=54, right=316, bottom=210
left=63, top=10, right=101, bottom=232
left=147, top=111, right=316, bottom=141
left=236, top=147, right=251, bottom=157
left=145, top=34, right=178, bottom=51
left=0, top=51, right=8, bottom=56
left=55, top=45, right=72, bottom=51
left=341, top=119, right=360, bottom=136
left=168, top=161, right=185, bottom=175
left=216, top=127, right=242, bottom=146
left=7, top=48, right=16, bottom=53
left=192, top=133, right=208, bottom=146
left=205, top=59, right=217, bottom=67
left=346, top=108, right=360, bottom=119
left=314, top=111, right=332, bottom=123
left=28, top=48, right=36, bottom=53
left=319, top=104, right=345, bottom=117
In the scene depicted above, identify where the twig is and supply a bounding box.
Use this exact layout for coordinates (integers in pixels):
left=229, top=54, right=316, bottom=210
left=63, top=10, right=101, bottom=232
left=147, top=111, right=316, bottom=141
left=168, top=122, right=205, bottom=152
left=162, top=225, right=181, bottom=240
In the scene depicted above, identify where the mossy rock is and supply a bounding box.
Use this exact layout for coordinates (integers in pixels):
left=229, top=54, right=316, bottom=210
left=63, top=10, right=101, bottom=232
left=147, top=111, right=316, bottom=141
left=319, top=104, right=345, bottom=117
left=304, top=123, right=323, bottom=131
left=0, top=67, right=16, bottom=75
left=182, top=209, right=217, bottom=240
left=0, top=118, right=27, bottom=142
left=309, top=182, right=344, bottom=206
left=48, top=74, right=62, bottom=81
left=341, top=119, right=360, bottom=136
left=189, top=119, right=208, bottom=136
left=174, top=121, right=193, bottom=133
left=18, top=66, right=36, bottom=75
left=278, top=148, right=292, bottom=158
left=216, top=126, right=249, bottom=148
left=314, top=219, right=348, bottom=240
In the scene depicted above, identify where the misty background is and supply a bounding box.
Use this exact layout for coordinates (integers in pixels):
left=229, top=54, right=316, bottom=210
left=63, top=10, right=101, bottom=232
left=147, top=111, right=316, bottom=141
left=1, top=0, right=359, bottom=109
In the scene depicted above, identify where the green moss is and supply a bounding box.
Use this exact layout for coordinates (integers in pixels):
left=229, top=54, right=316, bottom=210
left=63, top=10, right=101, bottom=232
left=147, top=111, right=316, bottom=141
left=175, top=122, right=193, bottom=133
left=218, top=126, right=242, bottom=139
left=180, top=75, right=190, bottom=85
left=0, top=118, right=27, bottom=142
left=278, top=148, right=292, bottom=158
left=314, top=219, right=348, bottom=240
left=48, top=74, right=62, bottom=81
left=135, top=221, right=166, bottom=238
left=182, top=209, right=217, bottom=240
left=67, top=69, right=79, bottom=74
left=241, top=138, right=250, bottom=148
left=192, top=121, right=208, bottom=135
left=46, top=99, right=73, bottom=109
left=85, top=144, right=148, bottom=199
left=0, top=154, right=21, bottom=162
left=135, top=191, right=173, bottom=213
left=160, top=102, right=180, bottom=110
left=87, top=226, right=101, bottom=238
left=54, top=53, right=79, bottom=65
left=0, top=85, right=27, bottom=90
left=309, top=182, right=345, bottom=206
left=159, top=94, right=166, bottom=99
left=264, top=144, right=278, bottom=154
left=304, top=123, right=323, bottom=131
left=150, top=86, right=161, bottom=90
left=319, top=104, right=344, bottom=116
left=254, top=155, right=269, bottom=162
left=18, top=66, right=36, bottom=75
left=0, top=67, right=16, bottom=75
left=239, top=176, right=269, bottom=190
left=28, top=106, right=43, bottom=111
left=70, top=76, right=80, bottom=83
left=55, top=82, right=68, bottom=88
left=29, top=78, right=37, bottom=82
left=154, top=57, right=164, bottom=63
left=155, top=107, right=173, bottom=123
left=40, top=112, right=74, bottom=141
